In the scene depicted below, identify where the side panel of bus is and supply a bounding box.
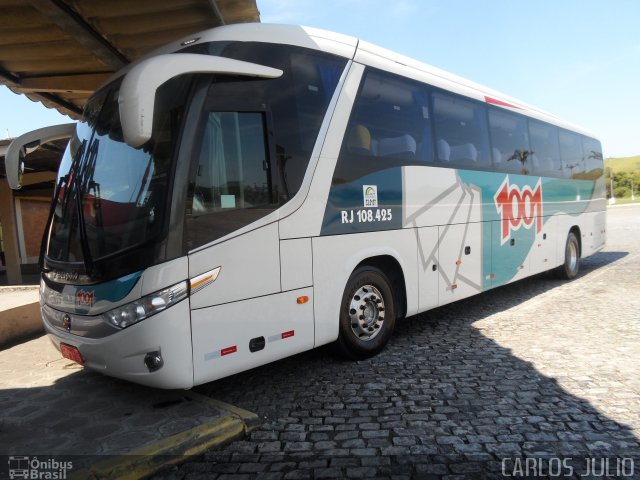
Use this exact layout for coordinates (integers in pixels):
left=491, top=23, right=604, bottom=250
left=188, top=223, right=315, bottom=385
left=310, top=58, right=605, bottom=350
left=186, top=51, right=606, bottom=383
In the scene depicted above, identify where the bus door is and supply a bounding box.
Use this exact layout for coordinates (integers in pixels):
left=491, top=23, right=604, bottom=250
left=185, top=95, right=312, bottom=384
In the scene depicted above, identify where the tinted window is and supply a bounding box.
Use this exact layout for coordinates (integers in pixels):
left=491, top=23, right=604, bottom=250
left=432, top=91, right=491, bottom=168
left=581, top=136, right=604, bottom=179
left=334, top=69, right=432, bottom=183
left=331, top=65, right=597, bottom=183
left=47, top=77, right=188, bottom=265
left=185, top=112, right=276, bottom=249
left=528, top=120, right=561, bottom=177
left=559, top=130, right=585, bottom=178
left=180, top=41, right=347, bottom=200
left=489, top=109, right=532, bottom=174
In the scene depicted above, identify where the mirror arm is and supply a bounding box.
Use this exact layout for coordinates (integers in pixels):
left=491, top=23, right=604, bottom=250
left=5, top=123, right=76, bottom=190
left=118, top=53, right=283, bottom=148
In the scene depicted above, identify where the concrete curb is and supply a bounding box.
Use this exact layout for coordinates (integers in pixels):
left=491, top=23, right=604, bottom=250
left=607, top=202, right=640, bottom=208
left=73, top=394, right=259, bottom=480
left=0, top=286, right=43, bottom=348
left=0, top=286, right=40, bottom=291
left=185, top=391, right=262, bottom=430
left=1, top=287, right=262, bottom=479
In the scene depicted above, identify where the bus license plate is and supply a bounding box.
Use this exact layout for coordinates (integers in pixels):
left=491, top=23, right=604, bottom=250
left=60, top=343, right=84, bottom=365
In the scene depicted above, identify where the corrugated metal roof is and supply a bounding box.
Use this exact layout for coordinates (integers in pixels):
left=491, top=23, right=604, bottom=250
left=0, top=0, right=260, bottom=118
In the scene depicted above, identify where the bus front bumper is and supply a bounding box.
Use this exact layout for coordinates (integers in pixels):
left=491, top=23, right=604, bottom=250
left=42, top=299, right=194, bottom=389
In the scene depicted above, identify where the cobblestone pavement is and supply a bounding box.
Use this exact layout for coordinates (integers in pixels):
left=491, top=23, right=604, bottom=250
left=161, top=206, right=639, bottom=479
left=0, top=337, right=230, bottom=472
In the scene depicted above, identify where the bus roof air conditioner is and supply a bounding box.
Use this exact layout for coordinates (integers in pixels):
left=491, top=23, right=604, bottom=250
left=118, top=53, right=283, bottom=148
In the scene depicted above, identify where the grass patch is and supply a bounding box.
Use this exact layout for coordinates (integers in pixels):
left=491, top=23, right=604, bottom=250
left=610, top=196, right=640, bottom=205
left=605, top=155, right=640, bottom=174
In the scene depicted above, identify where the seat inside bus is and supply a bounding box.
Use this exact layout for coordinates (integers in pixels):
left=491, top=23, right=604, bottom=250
left=437, top=138, right=478, bottom=165
left=347, top=124, right=416, bottom=159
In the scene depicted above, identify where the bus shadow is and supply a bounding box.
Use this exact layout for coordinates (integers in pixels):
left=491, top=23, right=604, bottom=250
left=578, top=249, right=628, bottom=273
left=193, top=249, right=639, bottom=475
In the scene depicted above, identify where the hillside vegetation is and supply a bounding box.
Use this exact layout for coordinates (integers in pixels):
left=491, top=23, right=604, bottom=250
left=605, top=155, right=640, bottom=200
left=605, top=155, right=640, bottom=174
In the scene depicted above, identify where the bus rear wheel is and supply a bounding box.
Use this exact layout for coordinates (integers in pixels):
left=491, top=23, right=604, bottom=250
left=555, top=231, right=580, bottom=279
left=337, top=266, right=396, bottom=360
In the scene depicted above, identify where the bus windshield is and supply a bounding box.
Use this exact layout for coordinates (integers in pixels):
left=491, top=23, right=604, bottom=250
left=45, top=76, right=189, bottom=271
left=45, top=41, right=348, bottom=277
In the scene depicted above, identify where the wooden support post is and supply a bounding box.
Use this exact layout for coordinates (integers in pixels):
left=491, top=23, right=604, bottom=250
left=0, top=179, right=23, bottom=285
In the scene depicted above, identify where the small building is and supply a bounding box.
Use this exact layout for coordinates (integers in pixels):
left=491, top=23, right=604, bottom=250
left=1, top=137, right=65, bottom=284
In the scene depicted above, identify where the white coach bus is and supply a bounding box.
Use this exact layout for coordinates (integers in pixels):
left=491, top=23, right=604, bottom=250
left=5, top=24, right=606, bottom=389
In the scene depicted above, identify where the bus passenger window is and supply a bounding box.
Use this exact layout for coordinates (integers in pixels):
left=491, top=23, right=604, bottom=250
left=333, top=69, right=433, bottom=184
left=528, top=120, right=561, bottom=178
left=488, top=109, right=532, bottom=174
left=559, top=130, right=585, bottom=178
left=432, top=91, right=491, bottom=169
left=581, top=136, right=604, bottom=179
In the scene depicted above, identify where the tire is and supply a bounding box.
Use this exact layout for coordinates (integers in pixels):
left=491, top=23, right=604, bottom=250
left=336, top=266, right=396, bottom=360
left=555, top=231, right=580, bottom=279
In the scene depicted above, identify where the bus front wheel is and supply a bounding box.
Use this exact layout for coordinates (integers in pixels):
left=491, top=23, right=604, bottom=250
left=555, top=231, right=580, bottom=279
left=336, top=266, right=396, bottom=359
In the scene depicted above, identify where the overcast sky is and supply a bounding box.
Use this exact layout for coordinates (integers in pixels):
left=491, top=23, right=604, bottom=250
left=1, top=0, right=638, bottom=157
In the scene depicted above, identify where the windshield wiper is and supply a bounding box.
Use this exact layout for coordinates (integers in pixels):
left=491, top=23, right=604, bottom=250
left=40, top=140, right=87, bottom=272
left=74, top=138, right=100, bottom=275
left=85, top=136, right=105, bottom=255
left=39, top=174, right=67, bottom=273
left=88, top=179, right=104, bottom=253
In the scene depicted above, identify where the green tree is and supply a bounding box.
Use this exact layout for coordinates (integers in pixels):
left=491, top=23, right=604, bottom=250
left=614, top=186, right=630, bottom=198
left=614, top=171, right=631, bottom=191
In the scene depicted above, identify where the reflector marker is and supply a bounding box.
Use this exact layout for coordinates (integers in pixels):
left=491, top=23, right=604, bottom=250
left=486, top=273, right=496, bottom=280
left=60, top=343, right=85, bottom=365
left=281, top=330, right=295, bottom=339
left=204, top=344, right=237, bottom=361
left=221, top=346, right=237, bottom=356
left=455, top=260, right=462, bottom=266
left=190, top=267, right=221, bottom=294
left=451, top=284, right=458, bottom=290
left=297, top=296, right=309, bottom=304
left=204, top=351, right=219, bottom=361
left=191, top=275, right=212, bottom=289
left=268, top=330, right=295, bottom=343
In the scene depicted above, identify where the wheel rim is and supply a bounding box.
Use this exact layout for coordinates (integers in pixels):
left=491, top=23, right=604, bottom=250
left=568, top=240, right=578, bottom=272
left=348, top=284, right=385, bottom=341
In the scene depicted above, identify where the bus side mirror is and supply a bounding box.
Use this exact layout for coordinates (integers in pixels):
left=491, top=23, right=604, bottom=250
left=118, top=53, right=283, bottom=148
left=4, top=123, right=76, bottom=190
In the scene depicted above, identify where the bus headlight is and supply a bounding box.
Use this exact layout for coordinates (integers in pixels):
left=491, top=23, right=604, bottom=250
left=103, top=281, right=189, bottom=329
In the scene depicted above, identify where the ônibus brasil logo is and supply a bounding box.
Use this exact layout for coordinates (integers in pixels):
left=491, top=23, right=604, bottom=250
left=494, top=176, right=543, bottom=245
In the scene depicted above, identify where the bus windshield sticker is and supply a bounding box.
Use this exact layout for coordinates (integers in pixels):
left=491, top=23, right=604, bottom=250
left=363, top=185, right=378, bottom=207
